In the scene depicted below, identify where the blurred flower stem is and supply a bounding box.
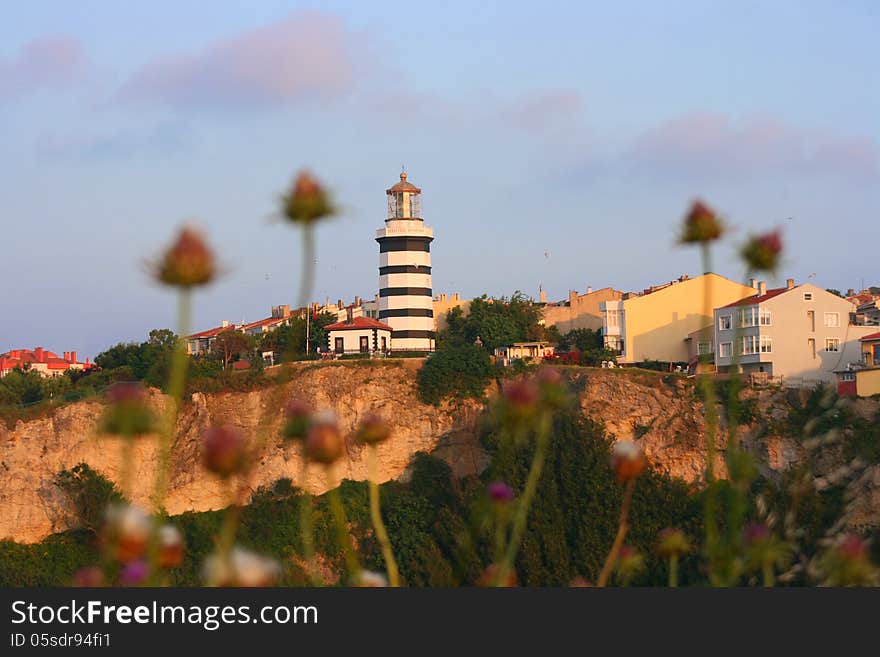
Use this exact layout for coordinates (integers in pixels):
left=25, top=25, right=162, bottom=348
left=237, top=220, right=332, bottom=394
left=216, top=478, right=242, bottom=566
left=367, top=445, right=400, bottom=587
left=326, top=464, right=360, bottom=582
left=299, top=459, right=318, bottom=584
left=668, top=554, right=680, bottom=588
left=495, top=410, right=551, bottom=586
left=597, top=477, right=636, bottom=587
left=298, top=223, right=315, bottom=310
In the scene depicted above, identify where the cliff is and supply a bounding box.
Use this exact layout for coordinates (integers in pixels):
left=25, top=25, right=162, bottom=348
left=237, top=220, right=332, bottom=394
left=1, top=362, right=877, bottom=543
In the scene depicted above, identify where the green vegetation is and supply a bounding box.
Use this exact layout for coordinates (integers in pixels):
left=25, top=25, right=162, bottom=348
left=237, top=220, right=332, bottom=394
left=417, top=344, right=492, bottom=405
left=439, top=292, right=556, bottom=351
left=55, top=464, right=125, bottom=533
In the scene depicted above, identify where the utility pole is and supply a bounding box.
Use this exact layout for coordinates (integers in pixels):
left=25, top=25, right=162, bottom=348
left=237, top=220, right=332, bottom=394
left=305, top=304, right=310, bottom=358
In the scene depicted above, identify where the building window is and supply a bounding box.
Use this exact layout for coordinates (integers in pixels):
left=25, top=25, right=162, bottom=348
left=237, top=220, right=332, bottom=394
left=839, top=372, right=855, bottom=382
left=719, top=342, right=732, bottom=358
left=804, top=292, right=813, bottom=301
left=697, top=342, right=713, bottom=356
left=760, top=336, right=772, bottom=353
left=824, top=338, right=840, bottom=352
left=334, top=337, right=344, bottom=353
left=823, top=312, right=840, bottom=328
left=718, top=315, right=732, bottom=331
left=759, top=309, right=772, bottom=326
left=739, top=307, right=759, bottom=327
left=381, top=336, right=388, bottom=351
left=741, top=335, right=759, bottom=355
left=606, top=310, right=620, bottom=327
left=359, top=336, right=369, bottom=353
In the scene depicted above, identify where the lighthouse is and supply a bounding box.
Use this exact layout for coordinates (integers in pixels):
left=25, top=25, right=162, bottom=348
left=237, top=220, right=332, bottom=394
left=376, top=171, right=435, bottom=352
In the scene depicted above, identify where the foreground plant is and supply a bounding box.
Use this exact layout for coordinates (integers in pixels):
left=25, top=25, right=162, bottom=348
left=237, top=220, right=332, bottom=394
left=597, top=440, right=646, bottom=587
left=99, top=382, right=156, bottom=498
left=354, top=413, right=400, bottom=587
left=656, top=528, right=690, bottom=588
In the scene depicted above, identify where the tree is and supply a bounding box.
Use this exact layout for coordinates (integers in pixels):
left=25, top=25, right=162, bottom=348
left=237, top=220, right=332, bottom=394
left=438, top=292, right=544, bottom=352
left=826, top=289, right=843, bottom=298
left=213, top=330, right=253, bottom=370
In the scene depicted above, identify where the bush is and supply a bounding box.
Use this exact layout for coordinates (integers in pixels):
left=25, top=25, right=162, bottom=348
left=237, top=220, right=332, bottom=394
left=54, top=464, right=124, bottom=533
left=417, top=344, right=492, bottom=404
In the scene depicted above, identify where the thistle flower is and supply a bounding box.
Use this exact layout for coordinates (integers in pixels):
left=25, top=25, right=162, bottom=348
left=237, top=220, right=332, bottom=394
left=610, top=441, right=647, bottom=482
left=680, top=200, right=724, bottom=244
left=282, top=399, right=312, bottom=441
left=203, top=547, right=280, bottom=587
left=158, top=524, right=185, bottom=568
left=72, top=566, right=105, bottom=587
left=816, top=534, right=878, bottom=586
left=282, top=171, right=336, bottom=225
left=487, top=481, right=516, bottom=504
left=740, top=230, right=783, bottom=274
left=104, top=503, right=151, bottom=563
left=304, top=411, right=345, bottom=464
left=100, top=382, right=155, bottom=437
left=155, top=226, right=216, bottom=288
left=355, top=569, right=389, bottom=587
left=656, top=527, right=690, bottom=558
left=119, top=560, right=149, bottom=586
left=201, top=425, right=248, bottom=478
left=354, top=413, right=391, bottom=446
left=615, top=545, right=646, bottom=584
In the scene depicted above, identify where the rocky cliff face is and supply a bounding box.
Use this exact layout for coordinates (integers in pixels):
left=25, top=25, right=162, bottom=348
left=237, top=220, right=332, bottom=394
left=1, top=363, right=877, bottom=543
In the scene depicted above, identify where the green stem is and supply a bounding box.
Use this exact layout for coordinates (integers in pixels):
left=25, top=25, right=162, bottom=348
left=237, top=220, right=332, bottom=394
left=495, top=410, right=552, bottom=586
left=216, top=478, right=240, bottom=564
left=299, top=459, right=318, bottom=585
left=368, top=446, right=400, bottom=587
left=326, top=465, right=360, bottom=583
left=147, top=288, right=191, bottom=580
left=298, top=223, right=315, bottom=310
left=120, top=436, right=135, bottom=500
left=597, top=477, right=636, bottom=587
left=762, top=561, right=775, bottom=588
left=669, top=554, right=679, bottom=588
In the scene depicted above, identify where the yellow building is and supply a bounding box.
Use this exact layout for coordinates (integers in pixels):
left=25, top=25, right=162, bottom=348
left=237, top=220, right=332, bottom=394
left=541, top=286, right=624, bottom=333
left=600, top=273, right=756, bottom=364
left=433, top=292, right=470, bottom=331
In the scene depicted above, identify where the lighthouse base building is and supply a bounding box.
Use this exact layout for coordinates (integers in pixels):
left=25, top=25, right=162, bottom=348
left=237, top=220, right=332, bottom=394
left=376, top=172, right=435, bottom=352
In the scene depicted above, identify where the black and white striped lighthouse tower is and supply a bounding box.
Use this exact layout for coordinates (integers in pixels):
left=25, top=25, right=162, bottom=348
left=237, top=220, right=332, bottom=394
left=376, top=171, right=435, bottom=351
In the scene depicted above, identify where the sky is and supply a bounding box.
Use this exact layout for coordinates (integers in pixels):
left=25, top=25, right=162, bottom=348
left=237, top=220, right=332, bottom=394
left=1, top=1, right=878, bottom=358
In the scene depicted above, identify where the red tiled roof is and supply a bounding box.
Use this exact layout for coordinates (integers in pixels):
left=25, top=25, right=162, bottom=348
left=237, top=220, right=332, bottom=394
left=0, top=348, right=90, bottom=371
left=860, top=331, right=880, bottom=342
left=243, top=316, right=287, bottom=331
left=721, top=288, right=788, bottom=308
left=325, top=316, right=393, bottom=332
left=188, top=325, right=237, bottom=339
left=848, top=293, right=875, bottom=305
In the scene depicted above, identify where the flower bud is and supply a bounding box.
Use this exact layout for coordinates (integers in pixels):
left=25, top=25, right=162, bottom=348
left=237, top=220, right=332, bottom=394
left=656, top=527, right=690, bottom=558
left=354, top=413, right=391, bottom=446
left=680, top=200, right=724, bottom=243
left=119, top=560, right=149, bottom=586
left=203, top=547, right=280, bottom=587
left=536, top=367, right=568, bottom=409
left=355, top=569, right=389, bottom=587
left=104, top=503, right=151, bottom=563
left=100, top=382, right=155, bottom=437
left=615, top=545, right=645, bottom=583
left=155, top=226, right=216, bottom=287
left=282, top=399, right=312, bottom=441
left=743, top=522, right=771, bottom=546
left=282, top=171, right=336, bottom=225
left=487, top=481, right=515, bottom=504
left=740, top=230, right=783, bottom=273
left=304, top=412, right=344, bottom=464
left=610, top=440, right=647, bottom=482
left=158, top=524, right=185, bottom=568
left=201, top=425, right=248, bottom=478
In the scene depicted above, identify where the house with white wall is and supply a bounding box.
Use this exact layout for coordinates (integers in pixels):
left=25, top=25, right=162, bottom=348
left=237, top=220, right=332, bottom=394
left=713, top=280, right=873, bottom=385
left=325, top=316, right=393, bottom=355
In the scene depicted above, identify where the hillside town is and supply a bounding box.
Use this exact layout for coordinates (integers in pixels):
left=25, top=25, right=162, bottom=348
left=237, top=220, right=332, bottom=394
left=3, top=171, right=879, bottom=398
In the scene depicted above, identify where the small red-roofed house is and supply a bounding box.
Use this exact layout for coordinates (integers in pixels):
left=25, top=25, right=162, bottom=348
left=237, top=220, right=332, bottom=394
left=325, top=316, right=393, bottom=355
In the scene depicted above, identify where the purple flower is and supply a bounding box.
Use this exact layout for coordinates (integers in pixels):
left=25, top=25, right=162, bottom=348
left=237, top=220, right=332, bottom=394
left=488, top=481, right=515, bottom=503
left=119, top=560, right=149, bottom=586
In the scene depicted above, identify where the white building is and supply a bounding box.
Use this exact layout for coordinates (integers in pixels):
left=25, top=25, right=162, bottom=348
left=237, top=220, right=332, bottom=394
left=712, top=280, right=873, bottom=385
left=376, top=172, right=435, bottom=352
left=494, top=342, right=556, bottom=367
left=325, top=316, right=393, bottom=355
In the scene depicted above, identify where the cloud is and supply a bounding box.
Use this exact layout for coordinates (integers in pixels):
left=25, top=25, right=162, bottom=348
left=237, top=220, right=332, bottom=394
left=120, top=12, right=361, bottom=109
left=36, top=121, right=192, bottom=160
left=0, top=35, right=87, bottom=99
left=498, top=90, right=584, bottom=132
left=627, top=112, right=878, bottom=180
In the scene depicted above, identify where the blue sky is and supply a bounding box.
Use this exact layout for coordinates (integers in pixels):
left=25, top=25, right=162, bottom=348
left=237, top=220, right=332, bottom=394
left=2, top=1, right=878, bottom=357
